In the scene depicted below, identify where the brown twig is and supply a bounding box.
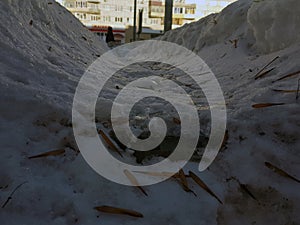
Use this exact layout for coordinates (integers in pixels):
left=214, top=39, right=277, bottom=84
left=99, top=130, right=123, bottom=158
left=189, top=171, right=223, bottom=204
left=28, top=149, right=65, bottom=159
left=255, top=67, right=276, bottom=80
left=94, top=205, right=143, bottom=218
left=254, top=56, right=279, bottom=79
left=252, top=103, right=285, bottom=108
left=272, top=89, right=298, bottom=93
left=239, top=183, right=257, bottom=201
left=177, top=169, right=197, bottom=196
left=296, top=78, right=300, bottom=100
left=273, top=70, right=300, bottom=82
left=2, top=181, right=28, bottom=208
left=265, top=162, right=300, bottom=183
left=124, top=169, right=148, bottom=196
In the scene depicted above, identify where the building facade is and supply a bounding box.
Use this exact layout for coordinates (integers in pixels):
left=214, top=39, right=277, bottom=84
left=61, top=0, right=197, bottom=43
left=148, top=0, right=196, bottom=29
left=63, top=0, right=101, bottom=25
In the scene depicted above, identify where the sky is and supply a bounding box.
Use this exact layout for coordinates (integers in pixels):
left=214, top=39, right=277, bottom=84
left=55, top=0, right=235, bottom=19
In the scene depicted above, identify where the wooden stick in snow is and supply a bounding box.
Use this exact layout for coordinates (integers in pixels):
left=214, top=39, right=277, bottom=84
left=254, top=56, right=279, bottom=79
left=94, top=205, right=143, bottom=218
left=273, top=69, right=300, bottom=82
left=2, top=181, right=28, bottom=208
left=124, top=169, right=148, bottom=196
left=189, top=171, right=223, bottom=204
left=28, top=149, right=65, bottom=159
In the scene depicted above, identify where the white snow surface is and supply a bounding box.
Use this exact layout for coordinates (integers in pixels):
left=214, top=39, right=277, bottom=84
left=1, top=0, right=300, bottom=225
left=161, top=0, right=300, bottom=54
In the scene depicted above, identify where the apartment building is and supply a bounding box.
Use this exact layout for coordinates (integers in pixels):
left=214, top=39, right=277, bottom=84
left=63, top=0, right=101, bottom=25
left=62, top=0, right=197, bottom=42
left=149, top=0, right=196, bottom=29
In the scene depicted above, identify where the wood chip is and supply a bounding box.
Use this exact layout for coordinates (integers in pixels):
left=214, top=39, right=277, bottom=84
left=255, top=67, right=276, bottom=80
left=189, top=171, right=223, bottom=204
left=252, top=103, right=285, bottom=108
left=229, top=39, right=238, bottom=48
left=173, top=117, right=181, bottom=125
left=265, top=162, right=300, bottom=183
left=28, top=149, right=65, bottom=159
left=178, top=169, right=197, bottom=196
left=94, top=205, right=143, bottom=218
left=239, top=183, right=257, bottom=201
left=124, top=169, right=148, bottom=196
left=99, top=130, right=123, bottom=158
left=254, top=56, right=279, bottom=79
left=272, top=89, right=298, bottom=93
left=2, top=181, right=28, bottom=208
left=273, top=69, right=300, bottom=82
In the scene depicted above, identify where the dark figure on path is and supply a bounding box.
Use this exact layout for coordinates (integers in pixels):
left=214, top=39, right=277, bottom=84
left=106, top=26, right=115, bottom=47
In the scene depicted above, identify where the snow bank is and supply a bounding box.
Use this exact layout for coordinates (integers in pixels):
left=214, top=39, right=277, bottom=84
left=1, top=0, right=299, bottom=224
left=0, top=0, right=107, bottom=117
left=160, top=0, right=300, bottom=224
left=161, top=0, right=300, bottom=54
left=248, top=0, right=300, bottom=53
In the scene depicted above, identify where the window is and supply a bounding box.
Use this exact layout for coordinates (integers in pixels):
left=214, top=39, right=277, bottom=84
left=174, top=7, right=183, bottom=14
left=115, top=5, right=123, bottom=11
left=185, top=8, right=195, bottom=14
left=115, top=17, right=123, bottom=23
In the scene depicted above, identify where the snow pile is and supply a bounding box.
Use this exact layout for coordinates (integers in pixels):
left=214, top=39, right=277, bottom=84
left=1, top=0, right=299, bottom=224
left=160, top=0, right=300, bottom=224
left=0, top=0, right=107, bottom=117
left=161, top=0, right=300, bottom=54
left=248, top=0, right=300, bottom=53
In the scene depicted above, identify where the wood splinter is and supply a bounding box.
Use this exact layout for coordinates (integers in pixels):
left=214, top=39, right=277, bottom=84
left=2, top=181, right=28, bottom=208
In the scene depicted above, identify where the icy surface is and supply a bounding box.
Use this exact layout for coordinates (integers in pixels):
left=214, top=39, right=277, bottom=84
left=0, top=0, right=299, bottom=224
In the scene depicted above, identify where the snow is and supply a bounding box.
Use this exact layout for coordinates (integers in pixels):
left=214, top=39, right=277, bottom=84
left=0, top=0, right=299, bottom=224
left=161, top=0, right=300, bottom=54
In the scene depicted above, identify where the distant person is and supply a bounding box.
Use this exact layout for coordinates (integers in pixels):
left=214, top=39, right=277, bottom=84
left=106, top=26, right=115, bottom=47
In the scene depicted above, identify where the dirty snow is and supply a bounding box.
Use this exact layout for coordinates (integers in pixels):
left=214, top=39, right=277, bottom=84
left=0, top=0, right=299, bottom=224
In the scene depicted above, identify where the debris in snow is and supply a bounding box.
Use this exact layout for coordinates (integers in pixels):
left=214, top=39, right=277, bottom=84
left=189, top=171, right=223, bottom=204
left=98, top=130, right=123, bottom=158
left=229, top=39, right=238, bottom=49
left=272, top=89, right=298, bottom=93
left=2, top=182, right=28, bottom=208
left=177, top=169, right=197, bottom=196
left=273, top=70, right=300, bottom=82
left=239, top=183, right=257, bottom=201
left=252, top=103, right=285, bottom=108
left=124, top=169, right=148, bottom=196
left=94, top=205, right=144, bottom=218
left=28, top=149, right=66, bottom=159
left=254, top=56, right=279, bottom=79
left=264, top=162, right=300, bottom=183
left=254, top=67, right=276, bottom=80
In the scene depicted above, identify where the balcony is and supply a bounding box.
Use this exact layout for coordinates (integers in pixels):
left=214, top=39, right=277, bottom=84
left=68, top=7, right=100, bottom=14
left=149, top=11, right=164, bottom=18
